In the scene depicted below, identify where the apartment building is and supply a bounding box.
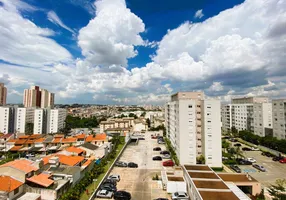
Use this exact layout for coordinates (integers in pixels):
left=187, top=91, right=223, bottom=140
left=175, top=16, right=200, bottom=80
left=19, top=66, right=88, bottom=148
left=23, top=86, right=54, bottom=108
left=231, top=97, right=269, bottom=104
left=99, top=117, right=135, bottom=133
left=34, top=109, right=48, bottom=134
left=165, top=92, right=222, bottom=167
left=221, top=104, right=232, bottom=133
left=253, top=103, right=273, bottom=137
left=0, top=107, right=16, bottom=134
left=47, top=109, right=67, bottom=134
left=0, top=83, right=7, bottom=106
left=231, top=104, right=253, bottom=132
left=272, top=99, right=286, bottom=139
left=15, top=108, right=35, bottom=134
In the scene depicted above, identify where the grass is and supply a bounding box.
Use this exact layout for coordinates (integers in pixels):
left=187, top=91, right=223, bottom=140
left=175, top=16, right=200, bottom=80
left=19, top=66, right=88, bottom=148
left=80, top=143, right=124, bottom=200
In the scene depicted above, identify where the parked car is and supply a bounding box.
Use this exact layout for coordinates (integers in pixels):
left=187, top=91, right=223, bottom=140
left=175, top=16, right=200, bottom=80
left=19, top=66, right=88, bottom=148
left=128, top=162, right=138, bottom=168
left=100, top=185, right=117, bottom=192
left=153, top=147, right=162, bottom=151
left=246, top=158, right=256, bottom=163
left=107, top=174, right=120, bottom=182
left=158, top=140, right=165, bottom=144
left=229, top=138, right=238, bottom=142
left=261, top=152, right=274, bottom=157
left=152, top=135, right=158, bottom=139
left=153, top=156, right=163, bottom=161
left=252, top=164, right=266, bottom=172
left=26, top=153, right=35, bottom=157
left=160, top=151, right=170, bottom=155
left=163, top=160, right=174, bottom=167
left=279, top=158, right=286, bottom=163
left=272, top=156, right=284, bottom=162
left=114, top=190, right=131, bottom=200
left=162, top=154, right=171, bottom=159
left=153, top=198, right=169, bottom=200
left=103, top=179, right=117, bottom=186
left=115, top=161, right=128, bottom=167
left=96, top=190, right=113, bottom=199
left=236, top=158, right=252, bottom=165
left=242, top=147, right=252, bottom=151
left=171, top=192, right=189, bottom=200
left=234, top=143, right=242, bottom=147
left=157, top=136, right=164, bottom=140
left=251, top=147, right=259, bottom=151
left=230, top=165, right=241, bottom=173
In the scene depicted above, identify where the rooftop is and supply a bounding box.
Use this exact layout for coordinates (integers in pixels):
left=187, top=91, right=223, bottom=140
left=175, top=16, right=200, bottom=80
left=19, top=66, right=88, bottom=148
left=17, top=193, right=41, bottom=200
left=61, top=137, right=77, bottom=143
left=0, top=175, right=24, bottom=192
left=26, top=173, right=54, bottom=187
left=65, top=146, right=85, bottom=154
left=85, top=133, right=107, bottom=142
left=199, top=191, right=240, bottom=200
left=193, top=180, right=229, bottom=189
left=2, top=159, right=39, bottom=174
left=185, top=165, right=212, bottom=171
left=217, top=173, right=257, bottom=182
left=80, top=142, right=99, bottom=150
left=188, top=171, right=219, bottom=179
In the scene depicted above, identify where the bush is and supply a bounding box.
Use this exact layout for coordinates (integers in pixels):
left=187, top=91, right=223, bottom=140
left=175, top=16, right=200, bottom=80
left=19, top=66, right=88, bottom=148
left=211, top=167, right=224, bottom=172
left=223, top=159, right=237, bottom=165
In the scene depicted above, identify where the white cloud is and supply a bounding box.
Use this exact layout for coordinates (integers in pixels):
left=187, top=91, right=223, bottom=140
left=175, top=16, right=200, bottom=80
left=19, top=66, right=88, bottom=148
left=47, top=11, right=75, bottom=34
left=194, top=9, right=204, bottom=19
left=0, top=0, right=38, bottom=13
left=78, top=0, right=145, bottom=67
left=209, top=82, right=223, bottom=92
left=0, top=2, right=72, bottom=67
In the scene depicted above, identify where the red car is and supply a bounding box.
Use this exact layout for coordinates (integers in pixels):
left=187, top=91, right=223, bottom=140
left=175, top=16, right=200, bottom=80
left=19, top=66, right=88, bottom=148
left=163, top=160, right=174, bottom=166
left=151, top=135, right=157, bottom=139
left=279, top=158, right=286, bottom=163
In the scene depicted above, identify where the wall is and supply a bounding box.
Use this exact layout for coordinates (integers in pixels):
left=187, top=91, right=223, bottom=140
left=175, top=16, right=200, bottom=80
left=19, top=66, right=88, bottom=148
left=167, top=181, right=187, bottom=193
left=0, top=166, right=26, bottom=182
left=25, top=185, right=57, bottom=200
left=8, top=184, right=24, bottom=200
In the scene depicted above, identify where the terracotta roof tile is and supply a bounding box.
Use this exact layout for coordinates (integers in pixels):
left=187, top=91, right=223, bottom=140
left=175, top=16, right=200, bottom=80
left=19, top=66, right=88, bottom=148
left=65, top=146, right=85, bottom=154
left=7, top=139, right=17, bottom=143
left=54, top=134, right=64, bottom=138
left=0, top=133, right=13, bottom=139
left=10, top=145, right=23, bottom=151
left=26, top=173, right=54, bottom=187
left=0, top=175, right=24, bottom=192
left=76, top=134, right=86, bottom=139
left=2, top=159, right=38, bottom=174
left=19, top=136, right=29, bottom=139
left=35, top=138, right=45, bottom=143
left=42, top=154, right=85, bottom=166
left=52, top=138, right=62, bottom=144
left=85, top=133, right=107, bottom=142
left=61, top=137, right=77, bottom=143
left=42, top=155, right=54, bottom=165
left=15, top=139, right=27, bottom=145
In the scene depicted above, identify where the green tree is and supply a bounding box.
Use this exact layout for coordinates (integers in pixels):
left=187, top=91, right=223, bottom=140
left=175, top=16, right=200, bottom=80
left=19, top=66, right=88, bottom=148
left=140, top=112, right=146, bottom=117
left=128, top=113, right=138, bottom=119
left=268, top=179, right=286, bottom=200
left=25, top=123, right=34, bottom=135
left=146, top=118, right=151, bottom=128
left=222, top=140, right=230, bottom=152
left=255, top=189, right=265, bottom=200
left=196, top=155, right=205, bottom=164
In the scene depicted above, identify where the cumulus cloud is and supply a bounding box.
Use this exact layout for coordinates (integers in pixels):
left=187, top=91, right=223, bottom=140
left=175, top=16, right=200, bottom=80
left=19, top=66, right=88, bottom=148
left=0, top=1, right=72, bottom=67
left=47, top=11, right=75, bottom=34
left=194, top=9, right=204, bottom=19
left=209, top=82, right=223, bottom=92
left=78, top=0, right=145, bottom=67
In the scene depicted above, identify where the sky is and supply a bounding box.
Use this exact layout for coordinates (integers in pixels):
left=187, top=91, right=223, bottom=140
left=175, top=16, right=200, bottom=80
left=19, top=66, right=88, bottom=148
left=0, top=0, right=286, bottom=105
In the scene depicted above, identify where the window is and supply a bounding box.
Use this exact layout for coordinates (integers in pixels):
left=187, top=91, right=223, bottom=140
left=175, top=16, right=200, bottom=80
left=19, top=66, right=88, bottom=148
left=14, top=187, right=19, bottom=195
left=188, top=105, right=192, bottom=108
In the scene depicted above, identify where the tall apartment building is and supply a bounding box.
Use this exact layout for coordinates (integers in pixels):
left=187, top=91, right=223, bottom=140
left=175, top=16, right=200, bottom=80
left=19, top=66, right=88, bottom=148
left=23, top=86, right=54, bottom=108
left=165, top=92, right=222, bottom=167
left=15, top=108, right=35, bottom=134
left=221, top=104, right=232, bottom=132
left=222, top=97, right=273, bottom=137
left=47, top=109, right=67, bottom=134
left=0, top=107, right=16, bottom=134
left=33, top=109, right=48, bottom=134
left=0, top=83, right=7, bottom=106
left=272, top=99, right=286, bottom=139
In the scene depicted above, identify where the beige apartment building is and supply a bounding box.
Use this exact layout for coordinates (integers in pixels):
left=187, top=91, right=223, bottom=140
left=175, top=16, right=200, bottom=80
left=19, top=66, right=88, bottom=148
left=23, top=86, right=54, bottom=108
left=165, top=92, right=222, bottom=167
left=272, top=99, right=286, bottom=139
left=99, top=117, right=134, bottom=133
left=231, top=97, right=269, bottom=104
left=0, top=83, right=7, bottom=106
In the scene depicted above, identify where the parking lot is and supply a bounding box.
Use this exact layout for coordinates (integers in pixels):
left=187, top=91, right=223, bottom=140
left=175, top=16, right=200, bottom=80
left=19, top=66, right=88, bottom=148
left=94, top=131, right=171, bottom=200
left=230, top=142, right=286, bottom=187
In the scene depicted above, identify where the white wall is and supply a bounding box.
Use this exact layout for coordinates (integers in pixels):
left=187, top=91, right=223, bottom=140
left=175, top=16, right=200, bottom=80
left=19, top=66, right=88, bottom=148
left=167, top=181, right=187, bottom=193
left=34, top=109, right=45, bottom=134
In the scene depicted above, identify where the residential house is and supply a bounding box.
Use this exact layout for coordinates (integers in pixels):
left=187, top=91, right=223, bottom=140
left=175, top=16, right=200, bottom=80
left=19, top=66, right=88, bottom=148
left=0, top=175, right=25, bottom=200
left=0, top=133, right=14, bottom=151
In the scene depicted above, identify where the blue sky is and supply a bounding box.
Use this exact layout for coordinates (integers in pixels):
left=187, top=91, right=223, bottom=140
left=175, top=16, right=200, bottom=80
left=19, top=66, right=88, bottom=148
left=0, top=0, right=286, bottom=104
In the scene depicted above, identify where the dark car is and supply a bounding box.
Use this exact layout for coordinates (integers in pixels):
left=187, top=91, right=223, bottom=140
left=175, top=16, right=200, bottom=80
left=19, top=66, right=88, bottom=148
left=272, top=156, right=284, bottom=161
left=236, top=158, right=252, bottom=165
left=115, top=161, right=128, bottom=167
left=128, top=162, right=138, bottom=168
left=230, top=165, right=241, bottom=173
left=153, top=156, right=162, bottom=161
left=160, top=150, right=170, bottom=155
left=100, top=184, right=117, bottom=192
left=103, top=179, right=117, bottom=186
left=262, top=152, right=274, bottom=157
left=234, top=143, right=242, bottom=147
left=229, top=138, right=238, bottom=142
left=114, top=190, right=131, bottom=200
left=242, top=147, right=252, bottom=151
left=153, top=147, right=162, bottom=151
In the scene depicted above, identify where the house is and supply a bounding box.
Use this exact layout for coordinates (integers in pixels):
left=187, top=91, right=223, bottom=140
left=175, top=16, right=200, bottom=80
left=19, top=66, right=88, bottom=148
left=48, top=166, right=81, bottom=186
left=0, top=133, right=14, bottom=152
left=26, top=172, right=54, bottom=188
left=133, top=119, right=148, bottom=132
left=42, top=154, right=85, bottom=167
left=78, top=143, right=99, bottom=157
left=85, top=133, right=107, bottom=145
left=75, top=134, right=86, bottom=145
left=0, top=175, right=25, bottom=200
left=17, top=192, right=41, bottom=200
left=59, top=146, right=85, bottom=156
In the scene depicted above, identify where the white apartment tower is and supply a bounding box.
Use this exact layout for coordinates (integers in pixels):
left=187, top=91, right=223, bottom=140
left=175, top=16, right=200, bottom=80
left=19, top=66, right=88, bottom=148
left=47, top=109, right=67, bottom=134
left=40, top=89, right=55, bottom=108
left=33, top=109, right=47, bottom=134
left=253, top=103, right=273, bottom=137
left=221, top=104, right=232, bottom=133
left=15, top=108, right=35, bottom=134
left=0, top=83, right=7, bottom=106
left=272, top=99, right=286, bottom=139
left=165, top=92, right=222, bottom=167
left=0, top=107, right=16, bottom=134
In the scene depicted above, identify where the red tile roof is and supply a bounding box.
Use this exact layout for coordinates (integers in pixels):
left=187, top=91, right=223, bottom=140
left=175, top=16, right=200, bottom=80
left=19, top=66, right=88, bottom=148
left=76, top=134, right=86, bottom=139
left=0, top=133, right=13, bottom=139
left=52, top=138, right=62, bottom=144
left=35, top=138, right=45, bottom=143
left=7, top=139, right=17, bottom=143
left=65, top=146, right=85, bottom=154
left=54, top=134, right=64, bottom=138
left=42, top=154, right=85, bottom=166
left=15, top=139, right=27, bottom=145
left=61, top=137, right=77, bottom=143
left=0, top=175, right=24, bottom=192
left=10, top=145, right=23, bottom=151
left=27, top=173, right=54, bottom=187
left=85, top=133, right=107, bottom=142
left=19, top=136, right=29, bottom=139
left=2, top=159, right=39, bottom=174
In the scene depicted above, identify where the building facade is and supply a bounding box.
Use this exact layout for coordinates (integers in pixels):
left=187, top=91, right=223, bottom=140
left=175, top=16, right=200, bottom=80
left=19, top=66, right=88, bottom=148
left=231, top=97, right=269, bottom=104
left=272, top=99, right=286, bottom=139
left=0, top=83, right=7, bottom=106
left=15, top=108, right=35, bottom=134
left=23, top=86, right=54, bottom=108
left=34, top=109, right=48, bottom=134
left=47, top=109, right=67, bottom=134
left=165, top=92, right=222, bottom=167
left=253, top=103, right=273, bottom=137
left=221, top=104, right=232, bottom=133
left=0, top=107, right=16, bottom=134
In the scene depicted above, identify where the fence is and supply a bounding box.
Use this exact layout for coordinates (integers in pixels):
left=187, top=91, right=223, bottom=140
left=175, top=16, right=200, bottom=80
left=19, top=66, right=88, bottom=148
left=88, top=138, right=131, bottom=200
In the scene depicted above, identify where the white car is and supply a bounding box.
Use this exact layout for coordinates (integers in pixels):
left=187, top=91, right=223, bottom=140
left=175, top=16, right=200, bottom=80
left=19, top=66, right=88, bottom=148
left=96, top=190, right=113, bottom=199
left=172, top=192, right=189, bottom=200
left=108, top=174, right=120, bottom=182
left=251, top=147, right=259, bottom=151
left=162, top=154, right=171, bottom=159
left=247, top=158, right=256, bottom=163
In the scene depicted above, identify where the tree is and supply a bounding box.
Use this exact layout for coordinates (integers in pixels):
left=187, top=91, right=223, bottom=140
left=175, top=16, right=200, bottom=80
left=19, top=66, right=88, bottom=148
left=268, top=179, right=286, bottom=200
left=222, top=140, right=230, bottom=152
left=128, top=113, right=138, bottom=119
left=25, top=123, right=34, bottom=135
left=231, top=126, right=238, bottom=137
left=140, top=112, right=146, bottom=117
left=255, top=189, right=265, bottom=200
left=146, top=118, right=151, bottom=128
left=196, top=155, right=205, bottom=164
